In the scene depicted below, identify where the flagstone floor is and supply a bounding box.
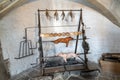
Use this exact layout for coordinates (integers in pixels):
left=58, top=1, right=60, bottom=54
left=10, top=62, right=120, bottom=80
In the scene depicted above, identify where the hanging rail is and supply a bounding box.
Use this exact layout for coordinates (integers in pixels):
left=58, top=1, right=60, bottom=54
left=38, top=9, right=82, bottom=12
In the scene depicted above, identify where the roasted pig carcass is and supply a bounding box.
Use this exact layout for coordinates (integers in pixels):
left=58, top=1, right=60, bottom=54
left=56, top=52, right=78, bottom=62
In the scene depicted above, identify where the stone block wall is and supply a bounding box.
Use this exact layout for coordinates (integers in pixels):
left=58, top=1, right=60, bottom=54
left=0, top=41, right=10, bottom=80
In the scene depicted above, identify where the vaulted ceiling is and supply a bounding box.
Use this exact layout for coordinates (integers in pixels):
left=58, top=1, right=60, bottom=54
left=0, top=0, right=120, bottom=27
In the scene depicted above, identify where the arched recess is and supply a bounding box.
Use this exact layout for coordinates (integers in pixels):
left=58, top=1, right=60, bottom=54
left=0, top=0, right=120, bottom=76
left=0, top=0, right=120, bottom=27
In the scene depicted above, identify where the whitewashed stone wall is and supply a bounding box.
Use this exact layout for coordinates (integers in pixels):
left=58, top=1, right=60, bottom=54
left=0, top=0, right=120, bottom=76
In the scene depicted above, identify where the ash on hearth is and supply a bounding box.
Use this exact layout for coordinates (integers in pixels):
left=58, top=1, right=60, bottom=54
left=67, top=74, right=85, bottom=80
left=45, top=57, right=80, bottom=67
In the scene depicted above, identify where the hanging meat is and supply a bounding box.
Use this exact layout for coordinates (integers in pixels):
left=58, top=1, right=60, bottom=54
left=61, top=10, right=65, bottom=20
left=54, top=10, right=59, bottom=20
left=45, top=9, right=51, bottom=20
left=68, top=10, right=74, bottom=21
left=53, top=37, right=73, bottom=47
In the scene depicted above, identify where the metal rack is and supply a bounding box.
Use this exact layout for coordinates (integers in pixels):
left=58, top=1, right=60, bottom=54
left=15, top=28, right=33, bottom=59
left=37, top=9, right=98, bottom=76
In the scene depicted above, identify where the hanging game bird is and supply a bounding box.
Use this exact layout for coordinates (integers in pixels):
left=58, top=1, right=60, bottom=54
left=45, top=9, right=51, bottom=20
left=61, top=10, right=65, bottom=20
left=54, top=10, right=59, bottom=20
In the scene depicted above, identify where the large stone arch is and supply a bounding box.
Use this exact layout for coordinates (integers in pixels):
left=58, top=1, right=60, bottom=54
left=0, top=0, right=120, bottom=27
